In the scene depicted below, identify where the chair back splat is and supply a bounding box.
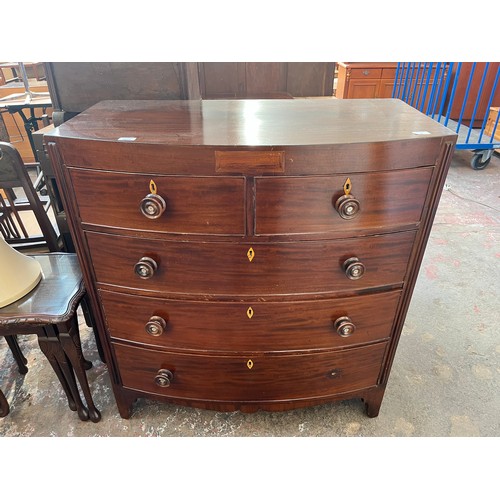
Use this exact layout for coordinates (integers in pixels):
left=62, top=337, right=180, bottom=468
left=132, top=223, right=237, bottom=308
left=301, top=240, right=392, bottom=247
left=0, top=141, right=59, bottom=251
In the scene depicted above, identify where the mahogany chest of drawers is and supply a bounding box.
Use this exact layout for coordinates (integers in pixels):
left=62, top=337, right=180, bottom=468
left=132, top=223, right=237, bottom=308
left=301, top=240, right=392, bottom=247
left=45, top=99, right=456, bottom=418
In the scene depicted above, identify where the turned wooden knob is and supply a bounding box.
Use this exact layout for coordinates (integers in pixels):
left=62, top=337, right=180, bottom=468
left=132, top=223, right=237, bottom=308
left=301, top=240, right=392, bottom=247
left=145, top=316, right=167, bottom=336
left=154, top=369, right=173, bottom=387
left=343, top=257, right=365, bottom=280
left=134, top=256, right=158, bottom=279
left=333, top=316, right=356, bottom=337
left=140, top=193, right=167, bottom=219
left=335, top=194, right=360, bottom=219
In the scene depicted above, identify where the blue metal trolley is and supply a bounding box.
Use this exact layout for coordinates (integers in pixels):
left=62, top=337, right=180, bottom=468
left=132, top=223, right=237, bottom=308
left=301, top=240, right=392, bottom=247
left=393, top=62, right=500, bottom=169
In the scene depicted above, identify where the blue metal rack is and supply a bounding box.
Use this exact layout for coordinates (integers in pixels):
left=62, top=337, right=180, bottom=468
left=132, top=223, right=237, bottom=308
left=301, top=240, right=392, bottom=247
left=393, top=62, right=500, bottom=169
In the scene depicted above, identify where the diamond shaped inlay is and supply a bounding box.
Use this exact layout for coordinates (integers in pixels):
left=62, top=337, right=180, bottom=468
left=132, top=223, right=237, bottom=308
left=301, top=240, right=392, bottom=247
left=247, top=247, right=255, bottom=262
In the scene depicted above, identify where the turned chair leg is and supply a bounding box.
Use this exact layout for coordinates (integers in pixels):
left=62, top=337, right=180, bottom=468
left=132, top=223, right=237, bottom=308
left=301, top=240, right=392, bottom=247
left=57, top=316, right=101, bottom=423
left=37, top=326, right=90, bottom=421
left=1, top=335, right=28, bottom=418
left=0, top=388, right=9, bottom=417
left=80, top=295, right=105, bottom=363
left=5, top=335, right=28, bottom=374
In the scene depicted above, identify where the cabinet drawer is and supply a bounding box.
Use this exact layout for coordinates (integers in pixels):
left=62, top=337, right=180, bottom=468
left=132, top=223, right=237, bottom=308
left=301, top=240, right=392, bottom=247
left=87, top=230, right=416, bottom=296
left=68, top=168, right=246, bottom=235
left=255, top=168, right=432, bottom=235
left=349, top=68, right=382, bottom=79
left=113, top=341, right=387, bottom=402
left=100, top=289, right=401, bottom=351
left=381, top=68, right=396, bottom=79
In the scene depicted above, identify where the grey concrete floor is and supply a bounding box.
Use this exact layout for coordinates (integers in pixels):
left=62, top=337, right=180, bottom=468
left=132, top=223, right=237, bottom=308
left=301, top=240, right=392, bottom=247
left=1, top=149, right=498, bottom=438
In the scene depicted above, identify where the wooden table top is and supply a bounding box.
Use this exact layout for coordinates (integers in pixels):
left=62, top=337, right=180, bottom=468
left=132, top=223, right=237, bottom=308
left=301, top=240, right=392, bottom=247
left=47, top=98, right=456, bottom=147
left=0, top=253, right=84, bottom=326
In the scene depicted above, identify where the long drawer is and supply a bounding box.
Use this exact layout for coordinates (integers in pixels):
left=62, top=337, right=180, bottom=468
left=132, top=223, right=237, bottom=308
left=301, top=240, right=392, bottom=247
left=113, top=341, right=388, bottom=402
left=87, top=230, right=416, bottom=296
left=100, top=289, right=401, bottom=351
left=68, top=168, right=246, bottom=235
left=255, top=168, right=433, bottom=235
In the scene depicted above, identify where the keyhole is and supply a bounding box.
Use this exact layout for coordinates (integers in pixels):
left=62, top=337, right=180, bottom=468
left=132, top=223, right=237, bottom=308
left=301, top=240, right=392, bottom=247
left=247, top=247, right=255, bottom=262
left=343, top=177, right=352, bottom=195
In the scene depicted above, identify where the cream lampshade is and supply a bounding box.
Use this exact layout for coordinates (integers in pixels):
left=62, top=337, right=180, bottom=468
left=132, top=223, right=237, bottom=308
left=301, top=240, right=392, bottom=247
left=0, top=236, right=42, bottom=308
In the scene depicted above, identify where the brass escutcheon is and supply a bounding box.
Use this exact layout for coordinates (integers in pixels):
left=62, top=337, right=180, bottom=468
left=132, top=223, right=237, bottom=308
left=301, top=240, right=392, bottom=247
left=247, top=306, right=254, bottom=319
left=247, top=247, right=255, bottom=262
left=149, top=179, right=157, bottom=194
left=343, top=177, right=352, bottom=196
left=247, top=359, right=254, bottom=369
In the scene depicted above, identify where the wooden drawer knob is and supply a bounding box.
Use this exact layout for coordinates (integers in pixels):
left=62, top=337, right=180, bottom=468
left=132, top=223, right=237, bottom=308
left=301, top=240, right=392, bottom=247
left=343, top=257, right=365, bottom=280
left=145, top=316, right=168, bottom=336
left=335, top=194, right=360, bottom=219
left=333, top=316, right=356, bottom=337
left=154, top=369, right=173, bottom=387
left=140, top=193, right=167, bottom=219
left=134, top=256, right=158, bottom=279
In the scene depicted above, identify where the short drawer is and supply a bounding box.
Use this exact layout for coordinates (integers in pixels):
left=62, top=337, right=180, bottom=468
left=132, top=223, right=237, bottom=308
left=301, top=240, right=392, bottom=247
left=255, top=168, right=433, bottom=235
left=350, top=68, right=382, bottom=79
left=87, top=230, right=416, bottom=296
left=68, top=168, right=246, bottom=235
left=381, top=68, right=397, bottom=79
left=100, top=289, right=401, bottom=351
left=113, top=341, right=388, bottom=402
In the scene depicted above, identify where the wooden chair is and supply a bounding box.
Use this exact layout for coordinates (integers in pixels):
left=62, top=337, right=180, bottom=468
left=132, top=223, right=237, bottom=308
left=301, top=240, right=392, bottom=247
left=0, top=141, right=59, bottom=252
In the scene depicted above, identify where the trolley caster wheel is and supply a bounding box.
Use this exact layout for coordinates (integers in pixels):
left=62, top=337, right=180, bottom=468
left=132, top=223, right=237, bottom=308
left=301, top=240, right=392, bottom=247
left=470, top=151, right=491, bottom=170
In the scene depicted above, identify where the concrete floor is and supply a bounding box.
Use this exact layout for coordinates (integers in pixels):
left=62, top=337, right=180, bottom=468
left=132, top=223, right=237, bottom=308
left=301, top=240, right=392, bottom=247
left=1, top=149, right=498, bottom=438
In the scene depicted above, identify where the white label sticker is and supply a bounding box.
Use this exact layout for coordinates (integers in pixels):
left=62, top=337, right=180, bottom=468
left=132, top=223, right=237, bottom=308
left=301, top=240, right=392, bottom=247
left=412, top=131, right=431, bottom=135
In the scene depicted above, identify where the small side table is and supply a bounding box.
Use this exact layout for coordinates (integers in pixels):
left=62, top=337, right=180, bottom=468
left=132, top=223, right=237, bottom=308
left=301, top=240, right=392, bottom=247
left=0, top=253, right=101, bottom=422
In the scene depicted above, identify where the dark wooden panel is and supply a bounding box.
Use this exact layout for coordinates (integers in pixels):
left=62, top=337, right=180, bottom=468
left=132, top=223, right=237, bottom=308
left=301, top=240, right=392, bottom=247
left=69, top=168, right=246, bottom=235
left=86, top=230, right=416, bottom=297
left=45, top=62, right=190, bottom=113
left=255, top=167, right=433, bottom=235
left=113, top=341, right=388, bottom=401
left=199, top=62, right=241, bottom=98
left=244, top=62, right=287, bottom=95
left=198, top=62, right=334, bottom=98
left=286, top=63, right=334, bottom=97
left=100, top=289, right=401, bottom=351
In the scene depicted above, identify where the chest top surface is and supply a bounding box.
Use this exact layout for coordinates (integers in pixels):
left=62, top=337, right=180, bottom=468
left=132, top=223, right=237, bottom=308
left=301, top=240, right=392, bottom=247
left=47, top=98, right=455, bottom=147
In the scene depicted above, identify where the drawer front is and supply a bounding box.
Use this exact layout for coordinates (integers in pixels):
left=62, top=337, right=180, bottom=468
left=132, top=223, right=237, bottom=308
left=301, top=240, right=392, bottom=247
left=255, top=168, right=432, bottom=235
left=350, top=68, right=382, bottom=79
left=69, top=168, right=246, bottom=235
left=381, top=68, right=397, bottom=79
left=113, top=342, right=387, bottom=401
left=100, top=289, right=401, bottom=351
left=87, top=230, right=416, bottom=296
